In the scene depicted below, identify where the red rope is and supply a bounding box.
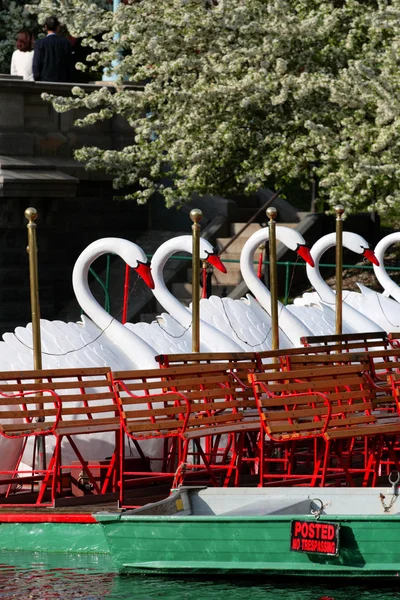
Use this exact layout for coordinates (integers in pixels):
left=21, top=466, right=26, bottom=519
left=122, top=264, right=130, bottom=324
left=257, top=247, right=264, bottom=280
left=202, top=262, right=208, bottom=299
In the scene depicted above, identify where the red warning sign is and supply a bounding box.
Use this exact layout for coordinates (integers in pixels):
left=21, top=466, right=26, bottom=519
left=290, top=520, right=340, bottom=556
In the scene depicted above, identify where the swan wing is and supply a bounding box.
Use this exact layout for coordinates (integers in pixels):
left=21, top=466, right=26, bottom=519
left=243, top=295, right=293, bottom=348
left=293, top=292, right=322, bottom=307
left=198, top=295, right=291, bottom=351
left=125, top=315, right=192, bottom=354
left=344, top=289, right=400, bottom=332
left=287, top=302, right=356, bottom=336
left=1, top=318, right=136, bottom=371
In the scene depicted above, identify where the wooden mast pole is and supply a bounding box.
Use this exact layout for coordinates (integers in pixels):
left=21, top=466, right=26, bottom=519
left=25, top=207, right=45, bottom=472
left=190, top=209, right=202, bottom=352
left=335, top=205, right=344, bottom=336
left=267, top=207, right=279, bottom=351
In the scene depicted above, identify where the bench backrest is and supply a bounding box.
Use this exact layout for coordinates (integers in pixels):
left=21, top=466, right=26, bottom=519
left=248, top=364, right=377, bottom=442
left=388, top=373, right=400, bottom=412
left=364, top=347, right=400, bottom=381
left=0, top=367, right=117, bottom=438
left=300, top=331, right=389, bottom=351
left=113, top=362, right=257, bottom=440
left=280, top=351, right=371, bottom=372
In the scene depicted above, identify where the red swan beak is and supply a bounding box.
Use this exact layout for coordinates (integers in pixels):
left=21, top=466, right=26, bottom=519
left=297, top=245, right=315, bottom=268
left=363, top=248, right=380, bottom=267
left=134, top=261, right=155, bottom=289
left=207, top=253, right=227, bottom=274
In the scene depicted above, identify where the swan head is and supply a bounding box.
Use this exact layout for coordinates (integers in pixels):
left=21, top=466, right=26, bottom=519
left=275, top=226, right=315, bottom=267
left=135, top=260, right=155, bottom=289
left=113, top=240, right=155, bottom=289
left=200, top=239, right=227, bottom=273
left=363, top=248, right=380, bottom=267
left=296, top=245, right=315, bottom=267
left=205, top=252, right=227, bottom=274
left=342, top=232, right=380, bottom=266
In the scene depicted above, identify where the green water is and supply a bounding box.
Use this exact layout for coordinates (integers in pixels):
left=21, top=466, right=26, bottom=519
left=0, top=553, right=399, bottom=599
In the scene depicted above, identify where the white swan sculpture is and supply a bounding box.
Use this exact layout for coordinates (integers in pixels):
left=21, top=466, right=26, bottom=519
left=0, top=238, right=159, bottom=470
left=1, top=238, right=158, bottom=372
left=293, top=232, right=385, bottom=334
left=198, top=225, right=316, bottom=348
left=347, top=233, right=400, bottom=332
left=126, top=236, right=239, bottom=353
left=372, top=233, right=400, bottom=303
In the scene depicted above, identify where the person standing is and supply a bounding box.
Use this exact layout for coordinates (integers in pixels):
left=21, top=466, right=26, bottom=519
left=33, top=16, right=73, bottom=82
left=10, top=30, right=35, bottom=81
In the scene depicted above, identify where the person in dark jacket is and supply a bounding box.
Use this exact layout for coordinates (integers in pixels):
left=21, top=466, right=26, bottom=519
left=33, top=16, right=73, bottom=82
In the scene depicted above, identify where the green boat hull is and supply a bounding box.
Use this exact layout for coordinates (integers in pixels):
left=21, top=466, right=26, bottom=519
left=0, top=519, right=109, bottom=555
left=96, top=513, right=400, bottom=577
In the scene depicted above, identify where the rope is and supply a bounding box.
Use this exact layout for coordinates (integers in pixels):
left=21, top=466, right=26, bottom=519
left=13, top=274, right=143, bottom=356
left=122, top=264, right=130, bottom=325
left=142, top=285, right=193, bottom=339
left=202, top=262, right=208, bottom=299
left=314, top=279, right=400, bottom=329
left=257, top=247, right=264, bottom=280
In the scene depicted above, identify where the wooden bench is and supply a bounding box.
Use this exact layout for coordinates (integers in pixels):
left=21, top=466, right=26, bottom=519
left=155, top=351, right=265, bottom=387
left=0, top=367, right=119, bottom=506
left=279, top=334, right=400, bottom=387
left=300, top=331, right=390, bottom=352
left=249, top=363, right=400, bottom=487
left=113, top=362, right=262, bottom=506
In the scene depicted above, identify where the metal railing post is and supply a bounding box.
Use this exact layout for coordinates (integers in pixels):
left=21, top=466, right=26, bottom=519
left=25, top=207, right=45, bottom=472
left=191, top=209, right=202, bottom=352
left=267, top=207, right=279, bottom=351
left=335, top=205, right=344, bottom=335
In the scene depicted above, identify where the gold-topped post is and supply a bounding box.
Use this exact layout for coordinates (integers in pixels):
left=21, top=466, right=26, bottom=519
left=267, top=207, right=279, bottom=351
left=190, top=209, right=202, bottom=352
left=25, top=207, right=45, bottom=473
left=335, top=205, right=344, bottom=335
left=25, top=207, right=42, bottom=370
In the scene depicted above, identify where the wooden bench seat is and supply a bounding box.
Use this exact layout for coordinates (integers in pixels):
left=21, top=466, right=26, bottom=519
left=248, top=364, right=400, bottom=486
left=113, top=362, right=262, bottom=502
left=0, top=367, right=119, bottom=506
left=280, top=344, right=400, bottom=390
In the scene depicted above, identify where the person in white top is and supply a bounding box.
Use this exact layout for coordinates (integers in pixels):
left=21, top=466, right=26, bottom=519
left=10, top=30, right=35, bottom=81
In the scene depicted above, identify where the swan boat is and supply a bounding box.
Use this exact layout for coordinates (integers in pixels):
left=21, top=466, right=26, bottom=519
left=0, top=227, right=398, bottom=578
left=2, top=484, right=400, bottom=579
left=96, top=484, right=400, bottom=577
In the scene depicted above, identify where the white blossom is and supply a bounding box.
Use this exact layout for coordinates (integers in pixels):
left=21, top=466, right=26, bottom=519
left=21, top=0, right=400, bottom=221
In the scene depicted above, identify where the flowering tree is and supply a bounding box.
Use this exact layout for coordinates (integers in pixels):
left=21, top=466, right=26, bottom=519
left=36, top=0, right=400, bottom=220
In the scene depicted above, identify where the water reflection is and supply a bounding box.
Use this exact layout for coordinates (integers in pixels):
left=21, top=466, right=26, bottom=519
left=0, top=553, right=399, bottom=599
left=110, top=576, right=400, bottom=600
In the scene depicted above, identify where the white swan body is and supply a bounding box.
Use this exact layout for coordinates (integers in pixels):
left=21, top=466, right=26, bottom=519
left=339, top=232, right=400, bottom=331
left=124, top=236, right=224, bottom=354
left=343, top=284, right=400, bottom=332
left=372, top=233, right=400, bottom=302
left=289, top=296, right=354, bottom=337
left=199, top=226, right=315, bottom=348
left=127, top=313, right=193, bottom=355
left=0, top=238, right=159, bottom=471
left=136, top=235, right=243, bottom=352
left=293, top=232, right=385, bottom=334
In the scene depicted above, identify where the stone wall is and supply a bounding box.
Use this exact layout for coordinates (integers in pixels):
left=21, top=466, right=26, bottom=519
left=0, top=76, right=149, bottom=334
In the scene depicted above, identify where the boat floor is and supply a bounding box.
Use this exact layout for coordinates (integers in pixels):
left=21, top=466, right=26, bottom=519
left=0, top=472, right=396, bottom=515
left=0, top=483, right=172, bottom=514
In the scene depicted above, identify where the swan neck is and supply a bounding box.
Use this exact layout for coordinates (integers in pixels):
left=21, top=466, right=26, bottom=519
left=151, top=237, right=192, bottom=326
left=72, top=241, right=156, bottom=365
left=374, top=234, right=400, bottom=301
left=240, top=228, right=313, bottom=343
